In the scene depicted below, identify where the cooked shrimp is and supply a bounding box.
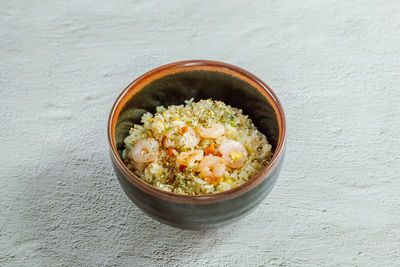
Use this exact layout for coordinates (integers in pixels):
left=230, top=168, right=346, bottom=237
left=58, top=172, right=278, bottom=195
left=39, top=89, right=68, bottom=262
left=132, top=161, right=148, bottom=172
left=199, top=155, right=226, bottom=183
left=131, top=139, right=159, bottom=163
left=218, top=140, right=247, bottom=168
left=176, top=150, right=203, bottom=166
left=197, top=123, right=225, bottom=139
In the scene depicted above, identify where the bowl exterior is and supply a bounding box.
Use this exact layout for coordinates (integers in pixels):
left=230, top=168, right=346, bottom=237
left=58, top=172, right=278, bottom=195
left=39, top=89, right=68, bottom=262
left=110, top=149, right=285, bottom=230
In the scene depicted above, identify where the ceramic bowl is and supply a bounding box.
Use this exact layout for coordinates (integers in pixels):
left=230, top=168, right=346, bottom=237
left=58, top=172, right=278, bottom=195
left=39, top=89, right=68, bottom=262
left=107, top=60, right=286, bottom=229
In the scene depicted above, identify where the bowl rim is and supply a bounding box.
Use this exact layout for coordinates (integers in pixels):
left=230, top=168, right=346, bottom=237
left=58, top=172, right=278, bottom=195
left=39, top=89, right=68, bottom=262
left=107, top=59, right=286, bottom=204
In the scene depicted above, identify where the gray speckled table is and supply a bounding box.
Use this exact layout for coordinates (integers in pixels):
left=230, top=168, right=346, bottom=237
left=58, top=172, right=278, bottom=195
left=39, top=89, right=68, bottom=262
left=1, top=1, right=399, bottom=266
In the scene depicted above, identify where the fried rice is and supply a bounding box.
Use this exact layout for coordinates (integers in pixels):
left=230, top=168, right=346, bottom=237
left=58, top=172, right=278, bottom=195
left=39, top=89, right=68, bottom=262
left=122, top=99, right=272, bottom=195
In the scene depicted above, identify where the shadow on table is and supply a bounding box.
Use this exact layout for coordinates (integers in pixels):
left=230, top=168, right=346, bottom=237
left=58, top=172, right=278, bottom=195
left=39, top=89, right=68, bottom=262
left=16, top=144, right=237, bottom=265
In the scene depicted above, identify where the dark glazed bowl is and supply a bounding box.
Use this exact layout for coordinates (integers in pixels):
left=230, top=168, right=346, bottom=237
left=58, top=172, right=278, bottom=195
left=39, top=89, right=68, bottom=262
left=108, top=60, right=286, bottom=229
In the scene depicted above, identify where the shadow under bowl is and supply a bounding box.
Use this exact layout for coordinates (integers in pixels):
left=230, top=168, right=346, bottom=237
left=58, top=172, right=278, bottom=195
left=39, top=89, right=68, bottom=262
left=108, top=60, right=286, bottom=229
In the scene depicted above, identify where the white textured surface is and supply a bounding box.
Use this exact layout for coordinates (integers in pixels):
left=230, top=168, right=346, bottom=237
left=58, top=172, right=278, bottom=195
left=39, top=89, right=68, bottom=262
left=1, top=0, right=399, bottom=266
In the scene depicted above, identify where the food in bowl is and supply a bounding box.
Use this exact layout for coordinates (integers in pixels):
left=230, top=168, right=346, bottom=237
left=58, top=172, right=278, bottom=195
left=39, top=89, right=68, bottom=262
left=122, top=98, right=273, bottom=195
left=109, top=60, right=286, bottom=229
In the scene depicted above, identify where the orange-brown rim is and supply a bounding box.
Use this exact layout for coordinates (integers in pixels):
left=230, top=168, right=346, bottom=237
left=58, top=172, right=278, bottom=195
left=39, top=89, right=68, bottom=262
left=107, top=60, right=286, bottom=204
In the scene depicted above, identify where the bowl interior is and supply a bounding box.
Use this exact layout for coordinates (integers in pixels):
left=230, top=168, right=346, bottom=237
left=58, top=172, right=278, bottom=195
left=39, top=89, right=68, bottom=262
left=114, top=68, right=280, bottom=159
